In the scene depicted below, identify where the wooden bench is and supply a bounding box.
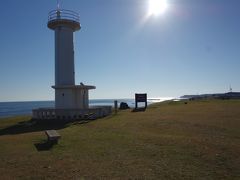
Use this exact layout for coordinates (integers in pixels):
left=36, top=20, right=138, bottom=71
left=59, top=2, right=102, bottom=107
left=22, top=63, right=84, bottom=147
left=45, top=130, right=61, bottom=145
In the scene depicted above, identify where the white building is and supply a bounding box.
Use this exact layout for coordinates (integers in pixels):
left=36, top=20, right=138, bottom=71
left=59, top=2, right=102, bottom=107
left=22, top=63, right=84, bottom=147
left=32, top=9, right=111, bottom=120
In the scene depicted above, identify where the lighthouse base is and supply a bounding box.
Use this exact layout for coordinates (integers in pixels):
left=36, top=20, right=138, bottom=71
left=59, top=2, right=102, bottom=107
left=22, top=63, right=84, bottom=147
left=52, top=85, right=95, bottom=109
left=32, top=84, right=112, bottom=121
left=32, top=106, right=112, bottom=121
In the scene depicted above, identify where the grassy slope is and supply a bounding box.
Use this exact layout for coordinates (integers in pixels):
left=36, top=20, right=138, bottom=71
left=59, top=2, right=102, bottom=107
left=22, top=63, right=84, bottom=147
left=0, top=100, right=239, bottom=179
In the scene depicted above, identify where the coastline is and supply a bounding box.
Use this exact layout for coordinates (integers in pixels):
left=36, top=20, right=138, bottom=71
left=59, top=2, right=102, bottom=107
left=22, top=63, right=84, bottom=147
left=0, top=98, right=175, bottom=118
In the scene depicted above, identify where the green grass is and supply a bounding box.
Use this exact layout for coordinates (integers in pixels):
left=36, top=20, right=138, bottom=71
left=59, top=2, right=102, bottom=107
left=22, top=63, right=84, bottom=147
left=0, top=99, right=240, bottom=179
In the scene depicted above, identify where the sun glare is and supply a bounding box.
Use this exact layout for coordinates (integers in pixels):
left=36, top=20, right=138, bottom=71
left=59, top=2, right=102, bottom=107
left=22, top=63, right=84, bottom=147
left=148, top=0, right=168, bottom=16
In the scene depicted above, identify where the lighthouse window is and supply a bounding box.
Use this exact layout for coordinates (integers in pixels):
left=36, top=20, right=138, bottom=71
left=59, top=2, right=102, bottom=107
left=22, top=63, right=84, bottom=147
left=62, top=93, right=65, bottom=96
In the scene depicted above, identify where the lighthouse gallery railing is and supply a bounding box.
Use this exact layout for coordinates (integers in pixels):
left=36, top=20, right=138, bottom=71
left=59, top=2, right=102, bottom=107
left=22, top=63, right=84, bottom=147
left=48, top=9, right=80, bottom=22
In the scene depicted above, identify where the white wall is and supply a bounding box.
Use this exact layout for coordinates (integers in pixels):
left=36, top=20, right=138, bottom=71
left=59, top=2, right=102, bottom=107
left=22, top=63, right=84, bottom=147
left=55, top=88, right=89, bottom=109
left=55, top=26, right=75, bottom=86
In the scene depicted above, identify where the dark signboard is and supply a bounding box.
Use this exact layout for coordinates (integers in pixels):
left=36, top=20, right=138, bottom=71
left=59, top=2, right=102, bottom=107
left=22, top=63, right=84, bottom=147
left=135, top=94, right=147, bottom=102
left=135, top=93, right=147, bottom=109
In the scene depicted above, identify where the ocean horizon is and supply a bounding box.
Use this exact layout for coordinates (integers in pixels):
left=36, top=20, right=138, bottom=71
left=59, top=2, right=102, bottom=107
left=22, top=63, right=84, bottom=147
left=0, top=97, right=175, bottom=118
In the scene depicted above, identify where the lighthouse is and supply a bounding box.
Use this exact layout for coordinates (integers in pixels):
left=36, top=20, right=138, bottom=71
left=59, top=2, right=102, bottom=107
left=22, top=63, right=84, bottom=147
left=32, top=7, right=111, bottom=120
left=48, top=9, right=95, bottom=110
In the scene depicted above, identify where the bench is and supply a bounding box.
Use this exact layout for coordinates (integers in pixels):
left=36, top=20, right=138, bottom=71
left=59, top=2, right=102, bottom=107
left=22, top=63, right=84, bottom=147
left=45, top=130, right=61, bottom=145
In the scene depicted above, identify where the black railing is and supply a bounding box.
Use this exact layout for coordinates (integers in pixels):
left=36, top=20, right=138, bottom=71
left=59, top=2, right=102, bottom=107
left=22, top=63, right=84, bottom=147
left=48, top=9, right=80, bottom=22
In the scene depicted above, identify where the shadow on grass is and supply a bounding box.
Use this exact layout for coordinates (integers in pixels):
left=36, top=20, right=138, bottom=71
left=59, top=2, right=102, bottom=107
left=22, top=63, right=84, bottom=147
left=132, top=108, right=146, bottom=112
left=0, top=119, right=72, bottom=136
left=34, top=139, right=61, bottom=151
left=34, top=140, right=53, bottom=151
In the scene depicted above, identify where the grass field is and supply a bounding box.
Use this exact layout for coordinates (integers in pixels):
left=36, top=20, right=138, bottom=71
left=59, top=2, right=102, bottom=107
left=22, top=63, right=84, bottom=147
left=0, top=99, right=239, bottom=179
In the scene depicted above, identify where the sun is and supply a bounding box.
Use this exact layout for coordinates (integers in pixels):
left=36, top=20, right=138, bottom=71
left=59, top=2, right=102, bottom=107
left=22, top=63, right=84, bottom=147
left=148, top=0, right=168, bottom=16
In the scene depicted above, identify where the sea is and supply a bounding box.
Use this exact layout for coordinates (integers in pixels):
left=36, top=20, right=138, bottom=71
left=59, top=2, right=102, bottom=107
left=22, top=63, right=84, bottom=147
left=0, top=98, right=174, bottom=118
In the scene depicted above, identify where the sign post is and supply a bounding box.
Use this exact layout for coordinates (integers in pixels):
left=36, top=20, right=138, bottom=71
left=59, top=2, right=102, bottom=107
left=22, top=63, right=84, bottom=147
left=114, top=100, right=118, bottom=114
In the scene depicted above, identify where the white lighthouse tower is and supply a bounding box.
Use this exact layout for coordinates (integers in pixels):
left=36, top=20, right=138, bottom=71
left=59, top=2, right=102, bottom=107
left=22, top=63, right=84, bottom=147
left=32, top=6, right=111, bottom=120
left=48, top=8, right=95, bottom=110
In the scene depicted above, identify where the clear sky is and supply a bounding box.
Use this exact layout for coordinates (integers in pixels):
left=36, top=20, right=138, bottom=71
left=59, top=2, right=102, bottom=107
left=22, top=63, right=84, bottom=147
left=0, top=0, right=239, bottom=102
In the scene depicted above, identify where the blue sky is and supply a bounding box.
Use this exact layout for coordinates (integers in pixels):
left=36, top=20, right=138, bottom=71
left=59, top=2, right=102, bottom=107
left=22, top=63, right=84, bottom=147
left=0, top=0, right=240, bottom=102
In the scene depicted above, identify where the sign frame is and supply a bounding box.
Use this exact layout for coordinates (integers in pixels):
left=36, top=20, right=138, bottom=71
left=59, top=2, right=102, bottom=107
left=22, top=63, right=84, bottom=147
left=135, top=93, right=147, bottom=109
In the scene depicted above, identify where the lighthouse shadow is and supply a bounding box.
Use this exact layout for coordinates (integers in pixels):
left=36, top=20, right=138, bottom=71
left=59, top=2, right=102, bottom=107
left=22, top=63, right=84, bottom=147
left=0, top=118, right=72, bottom=136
